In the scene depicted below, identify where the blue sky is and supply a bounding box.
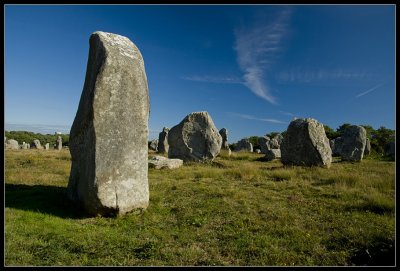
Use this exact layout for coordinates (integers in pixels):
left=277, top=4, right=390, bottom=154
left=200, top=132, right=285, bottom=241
left=5, top=5, right=395, bottom=142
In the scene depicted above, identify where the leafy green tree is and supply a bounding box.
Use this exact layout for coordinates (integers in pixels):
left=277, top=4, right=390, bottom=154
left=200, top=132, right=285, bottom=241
left=336, top=123, right=352, bottom=136
left=370, top=126, right=395, bottom=155
left=248, top=136, right=260, bottom=150
left=324, top=125, right=340, bottom=140
left=265, top=132, right=279, bottom=139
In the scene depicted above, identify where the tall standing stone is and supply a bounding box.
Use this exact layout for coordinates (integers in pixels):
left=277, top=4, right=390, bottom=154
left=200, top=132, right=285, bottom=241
left=168, top=111, right=222, bottom=162
left=157, top=127, right=169, bottom=154
left=56, top=136, right=63, bottom=151
left=67, top=31, right=150, bottom=216
left=340, top=125, right=367, bottom=161
left=281, top=118, right=332, bottom=167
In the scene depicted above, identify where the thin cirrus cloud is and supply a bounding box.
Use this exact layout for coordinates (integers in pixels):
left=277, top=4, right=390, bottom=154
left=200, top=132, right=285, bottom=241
left=227, top=112, right=288, bottom=124
left=181, top=75, right=244, bottom=84
left=275, top=69, right=367, bottom=83
left=278, top=110, right=295, bottom=117
left=233, top=9, right=292, bottom=105
left=355, top=83, right=385, bottom=98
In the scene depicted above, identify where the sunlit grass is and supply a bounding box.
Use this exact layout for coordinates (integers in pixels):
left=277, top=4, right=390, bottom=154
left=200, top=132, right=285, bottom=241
left=4, top=149, right=395, bottom=266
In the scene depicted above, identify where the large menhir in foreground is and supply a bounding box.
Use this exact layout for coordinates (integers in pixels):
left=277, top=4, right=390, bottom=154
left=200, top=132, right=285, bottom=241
left=67, top=31, right=150, bottom=216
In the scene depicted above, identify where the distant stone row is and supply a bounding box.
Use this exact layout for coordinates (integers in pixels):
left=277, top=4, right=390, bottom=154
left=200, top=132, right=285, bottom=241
left=4, top=136, right=63, bottom=150
left=149, top=115, right=395, bottom=167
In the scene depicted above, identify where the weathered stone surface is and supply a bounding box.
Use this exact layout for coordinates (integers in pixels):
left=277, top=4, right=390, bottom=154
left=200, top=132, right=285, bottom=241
left=340, top=125, right=367, bottom=161
left=329, top=139, right=335, bottom=153
left=5, top=139, right=19, bottom=150
left=21, top=142, right=29, bottom=149
left=67, top=31, right=150, bottom=216
left=269, top=134, right=283, bottom=149
left=384, top=141, right=395, bottom=159
left=331, top=137, right=343, bottom=156
left=44, top=143, right=50, bottom=150
left=157, top=127, right=169, bottom=154
left=149, top=139, right=158, bottom=151
left=219, top=128, right=231, bottom=156
left=219, top=128, right=230, bottom=149
left=258, top=136, right=271, bottom=154
left=264, top=149, right=281, bottom=161
left=364, top=138, right=371, bottom=156
left=235, top=138, right=253, bottom=152
left=254, top=148, right=261, bottom=154
left=281, top=118, right=332, bottom=167
left=148, top=155, right=183, bottom=169
left=31, top=139, right=43, bottom=149
left=56, top=136, right=63, bottom=151
left=168, top=111, right=222, bottom=162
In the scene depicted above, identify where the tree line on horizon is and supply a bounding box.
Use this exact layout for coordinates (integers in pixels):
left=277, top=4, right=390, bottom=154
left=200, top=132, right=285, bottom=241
left=5, top=123, right=395, bottom=156
left=5, top=131, right=69, bottom=149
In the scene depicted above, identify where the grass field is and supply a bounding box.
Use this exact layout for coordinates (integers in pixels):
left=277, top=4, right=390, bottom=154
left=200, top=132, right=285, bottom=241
left=4, top=149, right=396, bottom=266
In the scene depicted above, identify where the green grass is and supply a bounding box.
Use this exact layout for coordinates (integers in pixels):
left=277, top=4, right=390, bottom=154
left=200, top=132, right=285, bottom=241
left=5, top=149, right=395, bottom=266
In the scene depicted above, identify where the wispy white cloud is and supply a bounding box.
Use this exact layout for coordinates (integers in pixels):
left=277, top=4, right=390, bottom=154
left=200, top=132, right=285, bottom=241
left=181, top=75, right=243, bottom=84
left=234, top=9, right=292, bottom=104
left=275, top=69, right=367, bottom=83
left=227, top=112, right=288, bottom=124
left=355, top=83, right=385, bottom=98
left=278, top=110, right=295, bottom=117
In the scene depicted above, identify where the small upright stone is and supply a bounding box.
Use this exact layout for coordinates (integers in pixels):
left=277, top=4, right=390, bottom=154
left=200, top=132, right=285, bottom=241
left=331, top=137, right=343, bottom=156
left=269, top=134, right=283, bottom=149
left=219, top=128, right=229, bottom=149
left=235, top=138, right=253, bottom=152
left=5, top=139, right=19, bottom=150
left=364, top=138, right=371, bottom=156
left=258, top=136, right=271, bottom=154
left=168, top=111, right=222, bottom=162
left=148, top=139, right=158, bottom=151
left=219, top=128, right=231, bottom=155
left=264, top=149, right=281, bottom=161
left=56, top=136, right=63, bottom=151
left=31, top=139, right=43, bottom=149
left=67, top=31, right=150, bottom=216
left=157, top=127, right=170, bottom=154
left=281, top=118, right=332, bottom=167
left=44, top=143, right=50, bottom=150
